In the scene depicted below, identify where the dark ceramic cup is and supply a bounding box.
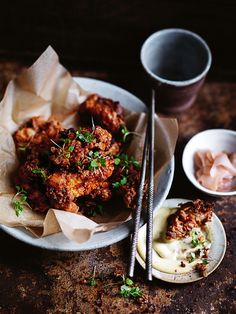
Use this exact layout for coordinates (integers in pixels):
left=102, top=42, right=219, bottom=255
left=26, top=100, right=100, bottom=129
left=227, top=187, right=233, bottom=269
left=141, top=28, right=212, bottom=113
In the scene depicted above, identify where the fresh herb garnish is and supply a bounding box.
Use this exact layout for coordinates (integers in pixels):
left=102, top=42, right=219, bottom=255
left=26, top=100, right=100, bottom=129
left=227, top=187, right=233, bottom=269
left=88, top=151, right=106, bottom=170
left=18, top=144, right=26, bottom=153
left=89, top=159, right=99, bottom=170
left=31, top=168, right=47, bottom=181
left=114, top=154, right=140, bottom=171
left=202, top=259, right=209, bottom=265
left=191, top=230, right=205, bottom=248
left=12, top=185, right=31, bottom=217
left=87, top=204, right=104, bottom=217
left=120, top=275, right=143, bottom=299
left=59, top=137, right=71, bottom=144
left=112, top=176, right=127, bottom=189
left=114, top=157, right=121, bottom=165
left=188, top=252, right=196, bottom=263
left=120, top=125, right=141, bottom=143
left=50, top=139, right=75, bottom=159
left=68, top=145, right=75, bottom=152
left=85, top=266, right=97, bottom=286
left=76, top=128, right=94, bottom=143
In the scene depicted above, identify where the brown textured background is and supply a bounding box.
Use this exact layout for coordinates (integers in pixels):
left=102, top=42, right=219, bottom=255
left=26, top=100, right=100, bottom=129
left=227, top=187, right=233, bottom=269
left=0, top=2, right=236, bottom=313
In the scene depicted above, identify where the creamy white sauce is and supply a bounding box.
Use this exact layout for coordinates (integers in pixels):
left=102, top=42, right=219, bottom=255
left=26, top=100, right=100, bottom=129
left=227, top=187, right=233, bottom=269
left=137, top=206, right=212, bottom=274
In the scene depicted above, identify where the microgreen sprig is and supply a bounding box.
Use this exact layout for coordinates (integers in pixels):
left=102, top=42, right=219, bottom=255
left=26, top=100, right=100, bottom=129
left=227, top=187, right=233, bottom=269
left=114, top=154, right=140, bottom=171
left=85, top=266, right=97, bottom=286
left=50, top=139, right=75, bottom=159
left=120, top=125, right=141, bottom=143
left=112, top=176, right=127, bottom=189
left=88, top=150, right=106, bottom=170
left=76, top=127, right=94, bottom=143
left=120, top=275, right=143, bottom=299
left=12, top=185, right=31, bottom=217
left=191, top=230, right=206, bottom=248
left=31, top=168, right=47, bottom=182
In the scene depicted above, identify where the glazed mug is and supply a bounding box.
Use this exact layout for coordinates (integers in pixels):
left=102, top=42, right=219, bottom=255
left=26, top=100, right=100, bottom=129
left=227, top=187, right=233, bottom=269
left=141, top=28, right=212, bottom=113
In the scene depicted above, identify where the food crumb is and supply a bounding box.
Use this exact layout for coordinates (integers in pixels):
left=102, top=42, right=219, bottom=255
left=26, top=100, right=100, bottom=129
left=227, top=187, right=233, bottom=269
left=196, top=263, right=208, bottom=277
left=180, top=261, right=186, bottom=267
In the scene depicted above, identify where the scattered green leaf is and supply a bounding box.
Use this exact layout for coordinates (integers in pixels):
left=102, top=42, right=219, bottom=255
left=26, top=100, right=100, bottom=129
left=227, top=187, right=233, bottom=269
left=114, top=157, right=120, bottom=165
left=31, top=168, right=47, bottom=181
left=120, top=124, right=141, bottom=143
left=68, top=145, right=75, bottom=152
left=76, top=128, right=94, bottom=143
left=120, top=276, right=142, bottom=299
left=114, top=154, right=140, bottom=171
left=88, top=151, right=106, bottom=170
left=12, top=185, right=31, bottom=217
left=85, top=266, right=97, bottom=286
left=112, top=176, right=128, bottom=189
left=188, top=252, right=196, bottom=263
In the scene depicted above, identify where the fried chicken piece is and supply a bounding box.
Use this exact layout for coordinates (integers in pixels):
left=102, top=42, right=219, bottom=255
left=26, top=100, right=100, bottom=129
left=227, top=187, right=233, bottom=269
left=78, top=94, right=125, bottom=134
left=14, top=159, right=50, bottom=213
left=45, top=158, right=114, bottom=212
left=49, top=126, right=116, bottom=169
left=166, top=199, right=213, bottom=240
left=111, top=159, right=141, bottom=210
left=90, top=182, right=112, bottom=202
left=14, top=116, right=63, bottom=159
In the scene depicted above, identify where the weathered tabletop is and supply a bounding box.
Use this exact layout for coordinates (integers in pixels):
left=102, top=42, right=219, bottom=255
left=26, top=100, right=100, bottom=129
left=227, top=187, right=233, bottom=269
left=0, top=62, right=235, bottom=314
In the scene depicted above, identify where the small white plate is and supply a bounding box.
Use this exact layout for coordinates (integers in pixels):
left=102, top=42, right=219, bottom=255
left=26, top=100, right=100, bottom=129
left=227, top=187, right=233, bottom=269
left=0, top=77, right=175, bottom=251
left=136, top=198, right=227, bottom=283
left=182, top=129, right=236, bottom=197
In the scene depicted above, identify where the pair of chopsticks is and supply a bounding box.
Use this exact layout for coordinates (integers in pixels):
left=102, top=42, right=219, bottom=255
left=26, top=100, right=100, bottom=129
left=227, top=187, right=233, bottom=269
left=128, top=90, right=155, bottom=281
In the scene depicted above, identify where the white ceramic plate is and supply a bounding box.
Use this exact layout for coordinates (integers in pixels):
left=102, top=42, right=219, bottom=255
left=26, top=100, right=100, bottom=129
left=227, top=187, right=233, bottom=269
left=136, top=198, right=227, bottom=283
left=0, top=77, right=175, bottom=251
left=182, top=129, right=236, bottom=196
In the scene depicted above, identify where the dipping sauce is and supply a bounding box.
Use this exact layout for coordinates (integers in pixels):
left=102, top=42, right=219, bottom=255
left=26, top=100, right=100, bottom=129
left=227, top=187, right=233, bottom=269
left=137, top=206, right=212, bottom=275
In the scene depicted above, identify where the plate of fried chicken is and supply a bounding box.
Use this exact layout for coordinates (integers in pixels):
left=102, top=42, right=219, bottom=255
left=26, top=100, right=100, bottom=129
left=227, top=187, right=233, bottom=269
left=0, top=77, right=175, bottom=250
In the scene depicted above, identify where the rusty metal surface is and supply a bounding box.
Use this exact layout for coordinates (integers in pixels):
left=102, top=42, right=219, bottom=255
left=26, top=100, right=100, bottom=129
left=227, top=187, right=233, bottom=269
left=0, top=63, right=235, bottom=314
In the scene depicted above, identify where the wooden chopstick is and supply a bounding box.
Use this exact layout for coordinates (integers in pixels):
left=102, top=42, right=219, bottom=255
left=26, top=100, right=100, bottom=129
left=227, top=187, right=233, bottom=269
left=128, top=90, right=155, bottom=280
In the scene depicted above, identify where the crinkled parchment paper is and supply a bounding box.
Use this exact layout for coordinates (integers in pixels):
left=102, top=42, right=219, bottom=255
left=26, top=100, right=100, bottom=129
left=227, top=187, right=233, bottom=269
left=0, top=46, right=178, bottom=244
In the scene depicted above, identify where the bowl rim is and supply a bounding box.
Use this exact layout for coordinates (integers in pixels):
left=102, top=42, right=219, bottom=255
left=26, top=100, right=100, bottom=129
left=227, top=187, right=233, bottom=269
left=182, top=128, right=236, bottom=196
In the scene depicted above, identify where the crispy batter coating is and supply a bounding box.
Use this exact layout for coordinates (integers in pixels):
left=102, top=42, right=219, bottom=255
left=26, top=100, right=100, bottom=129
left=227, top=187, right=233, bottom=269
left=111, top=163, right=141, bottom=210
left=78, top=94, right=125, bottom=134
left=46, top=158, right=114, bottom=212
left=49, top=126, right=116, bottom=170
left=14, top=116, right=63, bottom=160
left=166, top=199, right=213, bottom=240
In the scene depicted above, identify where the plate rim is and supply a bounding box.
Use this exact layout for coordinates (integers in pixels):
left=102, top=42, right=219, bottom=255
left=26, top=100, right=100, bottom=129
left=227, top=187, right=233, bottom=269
left=136, top=198, right=227, bottom=283
left=0, top=77, right=175, bottom=251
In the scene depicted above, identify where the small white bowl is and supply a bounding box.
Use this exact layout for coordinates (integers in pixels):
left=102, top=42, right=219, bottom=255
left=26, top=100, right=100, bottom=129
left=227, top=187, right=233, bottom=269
left=182, top=129, right=236, bottom=196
